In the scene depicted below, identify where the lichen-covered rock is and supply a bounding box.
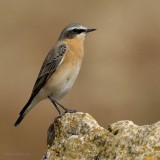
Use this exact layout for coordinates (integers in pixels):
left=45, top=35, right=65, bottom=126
left=42, top=112, right=160, bottom=160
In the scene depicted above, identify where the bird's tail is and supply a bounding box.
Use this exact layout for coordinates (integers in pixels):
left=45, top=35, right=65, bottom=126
left=14, top=98, right=36, bottom=127
left=14, top=114, right=26, bottom=127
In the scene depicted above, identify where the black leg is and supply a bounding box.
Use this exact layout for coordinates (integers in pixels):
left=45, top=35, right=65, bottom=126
left=49, top=96, right=77, bottom=113
left=53, top=100, right=70, bottom=111
left=49, top=97, right=62, bottom=115
left=55, top=100, right=77, bottom=113
left=53, top=101, right=62, bottom=115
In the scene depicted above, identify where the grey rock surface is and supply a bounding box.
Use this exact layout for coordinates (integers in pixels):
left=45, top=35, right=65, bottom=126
left=42, top=112, right=160, bottom=160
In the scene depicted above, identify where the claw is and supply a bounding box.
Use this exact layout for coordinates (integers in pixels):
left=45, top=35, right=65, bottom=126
left=64, top=109, right=77, bottom=113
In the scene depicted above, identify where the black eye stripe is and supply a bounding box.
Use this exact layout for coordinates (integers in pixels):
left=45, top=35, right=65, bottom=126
left=64, top=28, right=86, bottom=39
left=72, top=29, right=86, bottom=34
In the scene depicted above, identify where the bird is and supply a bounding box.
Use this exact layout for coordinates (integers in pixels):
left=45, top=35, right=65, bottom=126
left=14, top=23, right=96, bottom=127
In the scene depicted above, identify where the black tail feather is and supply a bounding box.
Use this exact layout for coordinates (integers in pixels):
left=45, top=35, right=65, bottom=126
left=20, top=97, right=33, bottom=115
left=14, top=97, right=33, bottom=127
left=14, top=114, right=25, bottom=127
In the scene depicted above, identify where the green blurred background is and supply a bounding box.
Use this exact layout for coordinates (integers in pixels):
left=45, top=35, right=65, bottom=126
left=1, top=0, right=160, bottom=159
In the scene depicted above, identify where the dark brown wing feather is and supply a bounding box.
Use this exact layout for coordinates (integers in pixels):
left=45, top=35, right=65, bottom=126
left=19, top=44, right=67, bottom=115
left=14, top=43, right=67, bottom=127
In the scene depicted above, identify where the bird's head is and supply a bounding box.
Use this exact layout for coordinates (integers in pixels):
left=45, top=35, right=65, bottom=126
left=58, top=23, right=96, bottom=41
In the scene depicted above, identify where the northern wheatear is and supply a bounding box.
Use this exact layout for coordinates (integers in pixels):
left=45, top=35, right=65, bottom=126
left=14, top=23, right=96, bottom=127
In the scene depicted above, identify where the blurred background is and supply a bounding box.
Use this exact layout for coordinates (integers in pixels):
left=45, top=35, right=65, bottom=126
left=1, top=0, right=160, bottom=159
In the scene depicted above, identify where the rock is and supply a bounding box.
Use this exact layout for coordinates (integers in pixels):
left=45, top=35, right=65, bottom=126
left=42, top=112, right=160, bottom=160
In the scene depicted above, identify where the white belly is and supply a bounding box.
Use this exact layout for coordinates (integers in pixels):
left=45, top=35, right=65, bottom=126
left=40, top=61, right=81, bottom=100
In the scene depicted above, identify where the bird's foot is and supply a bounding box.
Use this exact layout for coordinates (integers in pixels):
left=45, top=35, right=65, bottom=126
left=56, top=109, right=77, bottom=119
left=49, top=97, right=77, bottom=116
left=64, top=109, right=77, bottom=113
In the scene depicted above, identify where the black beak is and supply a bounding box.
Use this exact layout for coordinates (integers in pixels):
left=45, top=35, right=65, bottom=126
left=86, top=28, right=97, bottom=33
